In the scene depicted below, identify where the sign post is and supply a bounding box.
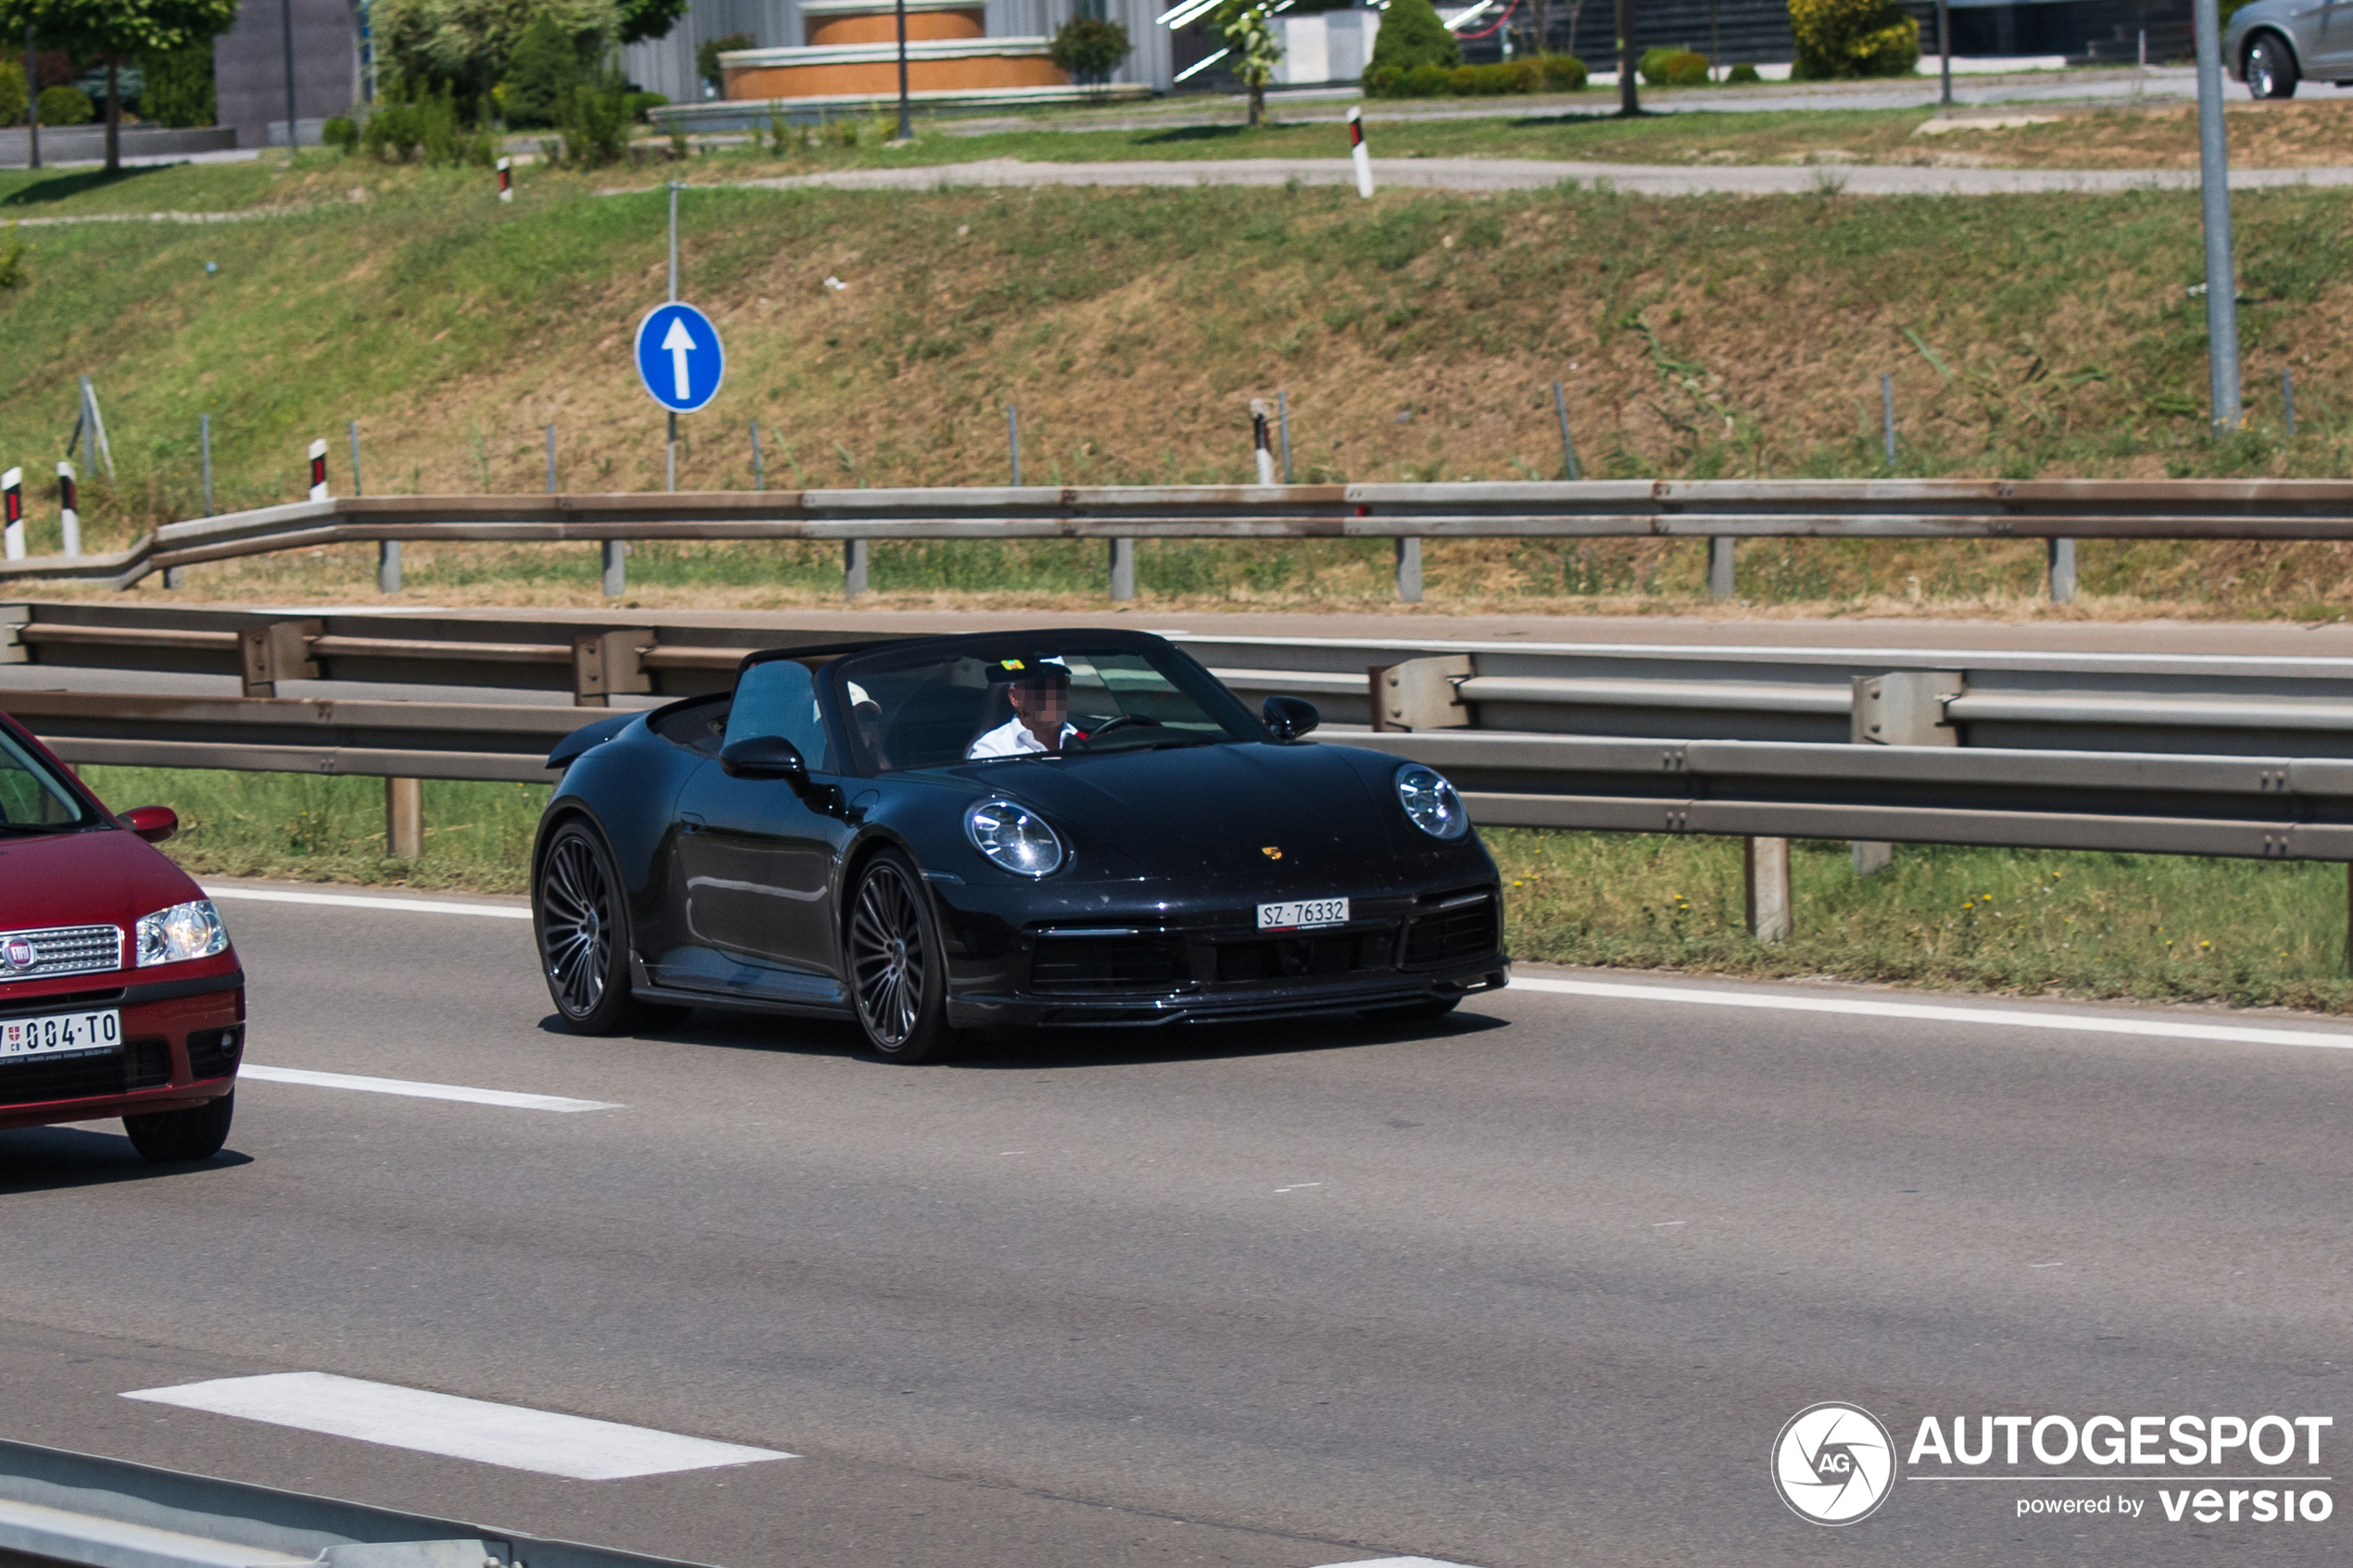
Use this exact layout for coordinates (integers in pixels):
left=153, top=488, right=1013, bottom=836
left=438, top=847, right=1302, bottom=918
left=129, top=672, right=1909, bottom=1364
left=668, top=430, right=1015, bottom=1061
left=56, top=460, right=76, bottom=557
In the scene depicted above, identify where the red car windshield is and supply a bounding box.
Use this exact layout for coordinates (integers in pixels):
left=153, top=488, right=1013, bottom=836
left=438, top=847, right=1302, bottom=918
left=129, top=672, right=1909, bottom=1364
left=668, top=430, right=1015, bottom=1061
left=0, top=726, right=94, bottom=833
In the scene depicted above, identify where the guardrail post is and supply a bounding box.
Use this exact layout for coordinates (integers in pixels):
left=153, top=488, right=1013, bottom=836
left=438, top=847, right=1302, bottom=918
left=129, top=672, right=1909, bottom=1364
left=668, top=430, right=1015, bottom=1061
left=1707, top=537, right=1734, bottom=601
left=573, top=629, right=654, bottom=708
left=601, top=540, right=625, bottom=598
left=237, top=620, right=320, bottom=698
left=1743, top=836, right=1792, bottom=943
left=2048, top=537, right=2077, bottom=604
left=1108, top=538, right=1135, bottom=601
left=844, top=539, right=869, bottom=599
left=384, top=776, right=422, bottom=859
left=0, top=604, right=25, bottom=663
left=1851, top=671, right=1962, bottom=875
left=1395, top=538, right=1422, bottom=603
left=1368, top=655, right=1472, bottom=731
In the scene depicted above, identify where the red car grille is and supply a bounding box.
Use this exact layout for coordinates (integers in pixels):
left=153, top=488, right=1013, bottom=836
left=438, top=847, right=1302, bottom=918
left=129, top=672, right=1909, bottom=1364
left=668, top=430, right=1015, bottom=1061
left=0, top=923, right=123, bottom=981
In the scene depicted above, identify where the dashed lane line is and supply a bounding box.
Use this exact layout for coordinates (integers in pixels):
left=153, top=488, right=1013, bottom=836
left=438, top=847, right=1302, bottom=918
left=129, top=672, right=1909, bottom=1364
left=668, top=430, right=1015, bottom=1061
left=1511, top=975, right=2353, bottom=1053
left=237, top=1064, right=617, bottom=1113
left=122, top=1373, right=789, bottom=1480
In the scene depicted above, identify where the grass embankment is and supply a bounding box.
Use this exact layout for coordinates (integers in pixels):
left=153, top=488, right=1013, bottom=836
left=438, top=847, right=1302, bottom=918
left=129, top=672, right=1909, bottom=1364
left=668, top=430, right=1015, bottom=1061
left=6, top=145, right=2353, bottom=617
left=678, top=94, right=2353, bottom=173
left=91, top=764, right=2353, bottom=1015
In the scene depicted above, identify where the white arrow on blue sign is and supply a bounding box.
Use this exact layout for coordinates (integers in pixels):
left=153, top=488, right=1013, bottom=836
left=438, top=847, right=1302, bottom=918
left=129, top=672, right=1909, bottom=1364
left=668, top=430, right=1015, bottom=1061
left=635, top=302, right=725, bottom=413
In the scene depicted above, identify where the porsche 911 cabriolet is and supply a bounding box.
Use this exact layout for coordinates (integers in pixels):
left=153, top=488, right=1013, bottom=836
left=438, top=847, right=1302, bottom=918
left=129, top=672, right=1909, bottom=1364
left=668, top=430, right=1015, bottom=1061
left=532, top=628, right=1507, bottom=1062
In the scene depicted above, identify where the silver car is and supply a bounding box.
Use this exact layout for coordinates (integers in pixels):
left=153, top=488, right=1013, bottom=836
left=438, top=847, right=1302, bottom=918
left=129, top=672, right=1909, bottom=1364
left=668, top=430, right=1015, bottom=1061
left=2225, top=0, right=2349, bottom=96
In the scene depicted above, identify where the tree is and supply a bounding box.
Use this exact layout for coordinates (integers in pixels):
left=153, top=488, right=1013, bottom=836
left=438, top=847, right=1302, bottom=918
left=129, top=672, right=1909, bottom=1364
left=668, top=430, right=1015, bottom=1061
left=371, top=0, right=617, bottom=108
left=499, top=12, right=582, bottom=125
left=1223, top=4, right=1280, bottom=128
left=615, top=0, right=685, bottom=44
left=1048, top=17, right=1130, bottom=90
left=0, top=0, right=238, bottom=170
left=1363, top=0, right=1456, bottom=87
left=138, top=40, right=217, bottom=127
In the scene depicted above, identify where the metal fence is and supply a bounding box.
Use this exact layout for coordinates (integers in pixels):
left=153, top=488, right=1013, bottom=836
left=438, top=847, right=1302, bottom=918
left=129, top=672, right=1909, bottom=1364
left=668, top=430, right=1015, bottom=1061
left=11, top=479, right=2353, bottom=604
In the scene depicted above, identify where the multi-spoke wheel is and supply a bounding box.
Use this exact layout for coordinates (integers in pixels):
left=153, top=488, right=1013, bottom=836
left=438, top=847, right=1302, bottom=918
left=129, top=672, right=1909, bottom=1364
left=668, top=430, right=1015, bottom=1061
left=535, top=820, right=683, bottom=1035
left=848, top=850, right=960, bottom=1064
left=2246, top=33, right=2298, bottom=98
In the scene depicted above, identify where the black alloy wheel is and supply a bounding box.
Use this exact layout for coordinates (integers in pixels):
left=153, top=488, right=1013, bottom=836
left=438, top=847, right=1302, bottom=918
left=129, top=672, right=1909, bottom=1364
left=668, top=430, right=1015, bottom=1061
left=124, top=1090, right=233, bottom=1163
left=535, top=821, right=684, bottom=1035
left=2247, top=34, right=2298, bottom=98
left=848, top=851, right=960, bottom=1064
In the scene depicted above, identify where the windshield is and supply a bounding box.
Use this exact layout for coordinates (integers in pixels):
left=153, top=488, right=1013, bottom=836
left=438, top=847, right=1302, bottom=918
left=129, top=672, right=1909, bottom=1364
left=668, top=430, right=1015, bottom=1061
left=830, top=639, right=1261, bottom=774
left=0, top=726, right=93, bottom=833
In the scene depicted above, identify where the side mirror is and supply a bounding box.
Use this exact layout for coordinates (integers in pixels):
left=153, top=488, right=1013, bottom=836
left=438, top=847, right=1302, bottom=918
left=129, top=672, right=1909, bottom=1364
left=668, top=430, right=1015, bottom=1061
left=720, top=735, right=811, bottom=792
left=1263, top=696, right=1320, bottom=743
left=121, top=805, right=178, bottom=844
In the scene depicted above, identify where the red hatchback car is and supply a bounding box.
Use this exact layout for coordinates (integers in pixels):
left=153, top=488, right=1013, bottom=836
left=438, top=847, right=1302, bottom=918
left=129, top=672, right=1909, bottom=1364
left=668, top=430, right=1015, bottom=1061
left=0, top=711, right=243, bottom=1161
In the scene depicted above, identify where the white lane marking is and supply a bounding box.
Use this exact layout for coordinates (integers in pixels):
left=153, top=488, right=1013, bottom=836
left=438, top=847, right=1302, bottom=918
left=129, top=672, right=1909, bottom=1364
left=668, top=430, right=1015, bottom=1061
left=202, top=885, right=532, bottom=920
left=1509, top=976, right=2353, bottom=1053
left=122, top=1373, right=791, bottom=1480
left=239, top=1064, right=617, bottom=1113
left=1315, top=1558, right=1488, bottom=1567
left=1274, top=1182, right=1323, bottom=1194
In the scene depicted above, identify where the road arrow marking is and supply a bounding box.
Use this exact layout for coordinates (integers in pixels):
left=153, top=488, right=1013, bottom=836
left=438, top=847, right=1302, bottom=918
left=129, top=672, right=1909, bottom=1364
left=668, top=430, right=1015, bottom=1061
left=661, top=315, right=695, bottom=401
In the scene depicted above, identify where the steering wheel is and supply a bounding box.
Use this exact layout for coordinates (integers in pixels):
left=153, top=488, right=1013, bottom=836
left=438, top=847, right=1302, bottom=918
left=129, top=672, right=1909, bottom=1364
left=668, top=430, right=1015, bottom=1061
left=1073, top=715, right=1164, bottom=746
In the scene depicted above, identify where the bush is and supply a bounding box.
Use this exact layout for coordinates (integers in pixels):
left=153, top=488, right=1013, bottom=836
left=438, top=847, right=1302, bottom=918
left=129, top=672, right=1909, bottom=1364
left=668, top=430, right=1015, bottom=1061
left=547, top=81, right=631, bottom=168
left=1537, top=53, right=1588, bottom=89
left=1788, top=0, right=1920, bottom=78
left=37, top=85, right=92, bottom=125
left=138, top=44, right=216, bottom=127
left=696, top=31, right=755, bottom=92
left=1726, top=60, right=1761, bottom=82
left=362, top=82, right=493, bottom=166
left=1049, top=17, right=1132, bottom=84
left=499, top=14, right=583, bottom=128
left=1639, top=45, right=1708, bottom=84
left=1446, top=59, right=1540, bottom=94
left=622, top=89, right=667, bottom=122
left=1364, top=0, right=1458, bottom=88
left=321, top=114, right=359, bottom=152
left=0, top=68, right=24, bottom=127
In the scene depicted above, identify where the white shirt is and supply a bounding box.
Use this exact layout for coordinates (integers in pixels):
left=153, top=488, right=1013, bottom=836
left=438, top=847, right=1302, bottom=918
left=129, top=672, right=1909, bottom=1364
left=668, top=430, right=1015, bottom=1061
left=967, top=716, right=1076, bottom=759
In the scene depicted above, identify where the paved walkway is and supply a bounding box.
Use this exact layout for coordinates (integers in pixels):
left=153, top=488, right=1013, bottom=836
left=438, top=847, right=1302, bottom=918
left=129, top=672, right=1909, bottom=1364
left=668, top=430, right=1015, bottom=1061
left=738, top=155, right=2353, bottom=197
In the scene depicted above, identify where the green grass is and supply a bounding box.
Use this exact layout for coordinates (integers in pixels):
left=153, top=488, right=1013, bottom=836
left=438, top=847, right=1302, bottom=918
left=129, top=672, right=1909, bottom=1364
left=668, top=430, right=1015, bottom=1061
left=77, top=767, right=2353, bottom=1014
left=1495, top=829, right=2353, bottom=1012
left=82, top=766, right=548, bottom=894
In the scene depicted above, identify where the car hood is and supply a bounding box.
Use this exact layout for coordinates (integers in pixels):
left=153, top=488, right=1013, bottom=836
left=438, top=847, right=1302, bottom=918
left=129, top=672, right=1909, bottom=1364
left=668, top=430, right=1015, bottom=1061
left=0, top=826, right=205, bottom=935
left=950, top=741, right=1423, bottom=886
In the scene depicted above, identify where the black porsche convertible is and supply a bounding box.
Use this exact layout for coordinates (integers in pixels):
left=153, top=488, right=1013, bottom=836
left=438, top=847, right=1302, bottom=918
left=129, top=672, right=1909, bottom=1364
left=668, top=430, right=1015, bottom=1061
left=530, top=628, right=1508, bottom=1062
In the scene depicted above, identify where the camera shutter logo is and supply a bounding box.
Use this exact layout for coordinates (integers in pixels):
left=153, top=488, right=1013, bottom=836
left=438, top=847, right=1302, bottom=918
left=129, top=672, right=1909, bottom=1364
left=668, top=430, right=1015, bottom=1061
left=1773, top=1402, right=1898, bottom=1524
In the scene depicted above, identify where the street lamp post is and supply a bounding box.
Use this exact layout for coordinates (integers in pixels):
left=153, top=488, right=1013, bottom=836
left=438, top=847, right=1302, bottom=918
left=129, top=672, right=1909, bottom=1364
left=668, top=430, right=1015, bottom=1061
left=1616, top=0, right=1639, bottom=115
left=2193, top=0, right=2241, bottom=428
left=280, top=0, right=299, bottom=150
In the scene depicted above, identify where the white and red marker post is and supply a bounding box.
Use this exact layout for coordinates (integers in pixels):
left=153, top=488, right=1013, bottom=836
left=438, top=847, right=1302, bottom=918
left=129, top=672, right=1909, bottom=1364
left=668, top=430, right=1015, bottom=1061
left=1250, top=398, right=1277, bottom=485
left=56, top=459, right=77, bottom=557
left=1, top=467, right=21, bottom=560
left=1348, top=106, right=1374, bottom=199
left=308, top=438, right=329, bottom=502
left=497, top=157, right=513, bottom=202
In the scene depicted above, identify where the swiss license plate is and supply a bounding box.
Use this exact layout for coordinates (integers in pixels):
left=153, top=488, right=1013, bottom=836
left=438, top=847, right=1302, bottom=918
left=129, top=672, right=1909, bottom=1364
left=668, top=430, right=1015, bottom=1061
left=0, top=1010, right=120, bottom=1061
left=1258, top=897, right=1349, bottom=931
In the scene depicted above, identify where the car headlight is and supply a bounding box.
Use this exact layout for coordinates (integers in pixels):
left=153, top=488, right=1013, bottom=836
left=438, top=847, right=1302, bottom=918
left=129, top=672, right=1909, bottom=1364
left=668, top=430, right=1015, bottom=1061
left=965, top=799, right=1064, bottom=877
left=135, top=899, right=228, bottom=967
left=1394, top=763, right=1469, bottom=841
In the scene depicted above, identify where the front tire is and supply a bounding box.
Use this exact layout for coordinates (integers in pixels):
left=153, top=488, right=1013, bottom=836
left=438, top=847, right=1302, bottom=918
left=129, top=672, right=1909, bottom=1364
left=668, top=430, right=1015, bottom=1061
left=125, top=1090, right=233, bottom=1163
left=848, top=850, right=963, bottom=1064
left=535, top=820, right=686, bottom=1035
left=2246, top=33, right=2298, bottom=97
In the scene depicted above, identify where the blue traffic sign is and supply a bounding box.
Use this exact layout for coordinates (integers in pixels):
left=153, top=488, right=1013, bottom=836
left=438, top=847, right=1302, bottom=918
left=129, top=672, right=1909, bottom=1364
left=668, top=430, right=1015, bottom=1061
left=635, top=302, right=725, bottom=413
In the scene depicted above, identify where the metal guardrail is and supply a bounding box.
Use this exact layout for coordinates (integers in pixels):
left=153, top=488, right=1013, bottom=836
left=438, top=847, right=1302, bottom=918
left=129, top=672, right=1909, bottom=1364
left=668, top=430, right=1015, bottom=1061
left=0, top=1437, right=705, bottom=1568
left=11, top=479, right=2353, bottom=601
left=12, top=602, right=2353, bottom=757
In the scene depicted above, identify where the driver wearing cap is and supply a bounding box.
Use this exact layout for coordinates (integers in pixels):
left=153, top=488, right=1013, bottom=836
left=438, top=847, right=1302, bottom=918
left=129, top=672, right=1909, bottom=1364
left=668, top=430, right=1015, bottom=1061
left=969, top=663, right=1076, bottom=758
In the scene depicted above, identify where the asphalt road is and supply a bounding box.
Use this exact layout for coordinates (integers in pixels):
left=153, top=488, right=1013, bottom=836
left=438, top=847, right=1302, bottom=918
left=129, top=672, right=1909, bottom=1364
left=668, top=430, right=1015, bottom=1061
left=2, top=884, right=2348, bottom=1566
